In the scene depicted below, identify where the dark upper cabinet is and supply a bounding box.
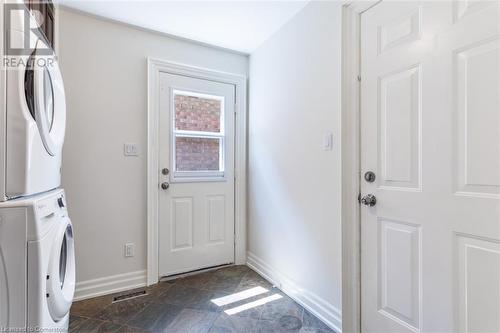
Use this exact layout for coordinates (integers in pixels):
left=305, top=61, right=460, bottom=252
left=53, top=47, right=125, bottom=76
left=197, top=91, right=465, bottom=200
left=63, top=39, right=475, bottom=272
left=25, top=0, right=55, bottom=49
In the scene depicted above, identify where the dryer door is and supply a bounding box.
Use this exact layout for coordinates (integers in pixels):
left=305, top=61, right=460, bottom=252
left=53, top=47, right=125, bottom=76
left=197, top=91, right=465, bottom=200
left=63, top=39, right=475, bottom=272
left=46, top=218, right=75, bottom=322
left=25, top=38, right=66, bottom=157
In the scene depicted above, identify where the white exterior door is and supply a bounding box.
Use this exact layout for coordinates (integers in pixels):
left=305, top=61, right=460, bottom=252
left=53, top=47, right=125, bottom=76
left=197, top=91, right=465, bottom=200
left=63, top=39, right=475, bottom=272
left=361, top=1, right=500, bottom=332
left=158, top=72, right=235, bottom=277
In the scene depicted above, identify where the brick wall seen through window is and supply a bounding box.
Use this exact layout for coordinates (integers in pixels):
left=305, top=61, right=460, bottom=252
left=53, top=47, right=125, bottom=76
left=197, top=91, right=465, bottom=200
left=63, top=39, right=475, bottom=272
left=174, top=94, right=223, bottom=172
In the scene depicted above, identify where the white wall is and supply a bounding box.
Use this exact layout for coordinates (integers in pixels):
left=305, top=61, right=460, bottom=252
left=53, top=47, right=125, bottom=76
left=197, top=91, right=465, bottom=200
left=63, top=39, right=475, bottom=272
left=247, top=1, right=343, bottom=330
left=58, top=8, right=248, bottom=294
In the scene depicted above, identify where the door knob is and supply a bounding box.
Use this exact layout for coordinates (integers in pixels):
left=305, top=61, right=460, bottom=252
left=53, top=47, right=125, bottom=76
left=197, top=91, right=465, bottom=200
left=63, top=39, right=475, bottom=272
left=360, top=194, right=377, bottom=207
left=161, top=182, right=170, bottom=190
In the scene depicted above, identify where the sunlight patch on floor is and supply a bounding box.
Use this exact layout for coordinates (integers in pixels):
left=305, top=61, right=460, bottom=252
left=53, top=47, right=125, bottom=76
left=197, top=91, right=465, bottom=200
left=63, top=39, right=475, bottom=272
left=224, top=293, right=283, bottom=315
left=211, top=286, right=269, bottom=307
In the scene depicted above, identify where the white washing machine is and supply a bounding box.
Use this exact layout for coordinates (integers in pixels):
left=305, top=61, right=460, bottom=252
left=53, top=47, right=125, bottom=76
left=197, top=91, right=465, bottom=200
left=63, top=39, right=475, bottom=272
left=0, top=4, right=67, bottom=201
left=0, top=189, right=75, bottom=332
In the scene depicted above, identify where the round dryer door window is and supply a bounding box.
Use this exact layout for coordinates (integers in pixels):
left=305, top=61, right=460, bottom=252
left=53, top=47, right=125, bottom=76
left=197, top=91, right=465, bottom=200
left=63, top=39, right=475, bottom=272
left=46, top=220, right=75, bottom=322
left=23, top=38, right=66, bottom=157
left=42, top=66, right=55, bottom=131
left=26, top=64, right=55, bottom=131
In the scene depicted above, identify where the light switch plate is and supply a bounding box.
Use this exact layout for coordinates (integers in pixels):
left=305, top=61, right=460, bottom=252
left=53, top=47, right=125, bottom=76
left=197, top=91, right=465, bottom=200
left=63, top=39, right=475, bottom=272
left=323, top=132, right=333, bottom=151
left=124, top=143, right=139, bottom=156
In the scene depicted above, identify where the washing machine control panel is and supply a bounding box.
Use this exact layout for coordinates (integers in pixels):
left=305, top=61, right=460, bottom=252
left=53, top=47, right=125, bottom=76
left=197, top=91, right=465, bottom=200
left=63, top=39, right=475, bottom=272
left=36, top=194, right=67, bottom=217
left=28, top=191, right=68, bottom=241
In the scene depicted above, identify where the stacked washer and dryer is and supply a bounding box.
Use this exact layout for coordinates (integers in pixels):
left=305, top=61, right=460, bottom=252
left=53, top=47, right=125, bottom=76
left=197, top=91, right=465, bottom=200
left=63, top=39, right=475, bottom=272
left=0, top=3, right=75, bottom=332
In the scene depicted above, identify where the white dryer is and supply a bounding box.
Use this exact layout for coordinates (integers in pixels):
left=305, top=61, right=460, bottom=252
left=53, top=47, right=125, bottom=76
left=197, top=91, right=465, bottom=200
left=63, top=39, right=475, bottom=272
left=1, top=5, right=66, bottom=201
left=0, top=189, right=75, bottom=331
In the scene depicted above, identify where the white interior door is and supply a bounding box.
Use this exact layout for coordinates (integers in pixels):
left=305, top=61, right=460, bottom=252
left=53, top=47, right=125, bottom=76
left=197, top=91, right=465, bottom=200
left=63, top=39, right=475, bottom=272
left=361, top=1, right=500, bottom=332
left=158, top=72, right=235, bottom=277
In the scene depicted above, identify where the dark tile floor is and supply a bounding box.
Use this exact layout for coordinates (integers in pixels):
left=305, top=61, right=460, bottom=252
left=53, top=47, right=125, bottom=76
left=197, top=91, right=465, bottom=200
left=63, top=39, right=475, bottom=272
left=70, top=265, right=335, bottom=333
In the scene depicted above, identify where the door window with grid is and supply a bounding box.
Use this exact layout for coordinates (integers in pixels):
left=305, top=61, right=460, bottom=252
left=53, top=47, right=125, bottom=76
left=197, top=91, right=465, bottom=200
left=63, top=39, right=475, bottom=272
left=172, top=90, right=225, bottom=180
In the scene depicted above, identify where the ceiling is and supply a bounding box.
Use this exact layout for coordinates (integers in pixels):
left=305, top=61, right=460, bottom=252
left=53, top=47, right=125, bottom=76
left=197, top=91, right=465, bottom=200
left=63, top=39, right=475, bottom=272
left=56, top=1, right=310, bottom=54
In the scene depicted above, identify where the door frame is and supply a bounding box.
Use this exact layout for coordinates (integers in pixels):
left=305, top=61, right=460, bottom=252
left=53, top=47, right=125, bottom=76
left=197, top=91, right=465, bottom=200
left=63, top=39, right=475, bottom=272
left=341, top=1, right=381, bottom=332
left=146, top=58, right=248, bottom=286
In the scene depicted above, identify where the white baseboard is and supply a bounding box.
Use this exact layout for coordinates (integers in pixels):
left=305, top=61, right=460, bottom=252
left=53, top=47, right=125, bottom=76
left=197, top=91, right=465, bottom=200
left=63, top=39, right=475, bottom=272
left=246, top=252, right=342, bottom=333
left=74, top=270, right=147, bottom=302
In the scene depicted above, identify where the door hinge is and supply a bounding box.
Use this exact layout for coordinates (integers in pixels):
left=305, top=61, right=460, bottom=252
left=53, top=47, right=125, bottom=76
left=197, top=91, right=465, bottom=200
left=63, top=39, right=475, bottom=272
left=357, top=75, right=361, bottom=82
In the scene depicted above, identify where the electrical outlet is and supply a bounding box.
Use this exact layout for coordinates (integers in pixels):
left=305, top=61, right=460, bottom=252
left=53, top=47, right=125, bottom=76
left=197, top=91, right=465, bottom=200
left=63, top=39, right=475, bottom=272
left=124, top=243, right=135, bottom=257
left=124, top=143, right=139, bottom=156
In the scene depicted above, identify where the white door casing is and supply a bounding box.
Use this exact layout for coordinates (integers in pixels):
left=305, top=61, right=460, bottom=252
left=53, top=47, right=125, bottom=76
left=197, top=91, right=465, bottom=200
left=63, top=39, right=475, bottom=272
left=158, top=72, right=236, bottom=277
left=146, top=59, right=247, bottom=286
left=361, top=1, right=500, bottom=333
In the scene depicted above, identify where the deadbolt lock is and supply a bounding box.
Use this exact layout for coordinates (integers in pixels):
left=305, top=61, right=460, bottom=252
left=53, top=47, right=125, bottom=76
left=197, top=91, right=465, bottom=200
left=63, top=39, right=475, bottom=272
left=162, top=168, right=170, bottom=175
left=364, top=171, right=376, bottom=183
